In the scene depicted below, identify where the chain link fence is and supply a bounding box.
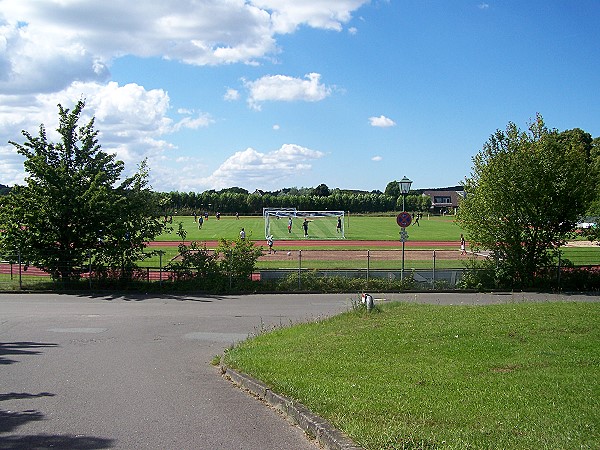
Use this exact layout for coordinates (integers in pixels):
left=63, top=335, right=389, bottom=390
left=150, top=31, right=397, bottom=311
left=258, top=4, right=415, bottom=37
left=2, top=247, right=598, bottom=291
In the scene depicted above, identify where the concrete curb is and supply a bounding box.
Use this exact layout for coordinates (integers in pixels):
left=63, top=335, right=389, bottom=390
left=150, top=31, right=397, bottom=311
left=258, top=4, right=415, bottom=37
left=223, top=367, right=364, bottom=450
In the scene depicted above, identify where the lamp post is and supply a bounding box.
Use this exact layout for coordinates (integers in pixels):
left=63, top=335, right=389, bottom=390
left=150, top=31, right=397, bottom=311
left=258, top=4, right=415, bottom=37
left=398, top=176, right=412, bottom=281
left=399, top=176, right=412, bottom=211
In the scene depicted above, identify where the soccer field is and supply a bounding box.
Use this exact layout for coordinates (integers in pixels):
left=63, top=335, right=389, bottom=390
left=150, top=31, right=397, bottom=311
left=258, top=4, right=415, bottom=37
left=155, top=214, right=464, bottom=243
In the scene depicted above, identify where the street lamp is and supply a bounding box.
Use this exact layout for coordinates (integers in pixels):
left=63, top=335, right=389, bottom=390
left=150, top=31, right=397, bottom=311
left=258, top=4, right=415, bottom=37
left=399, top=176, right=412, bottom=211
left=398, top=176, right=412, bottom=281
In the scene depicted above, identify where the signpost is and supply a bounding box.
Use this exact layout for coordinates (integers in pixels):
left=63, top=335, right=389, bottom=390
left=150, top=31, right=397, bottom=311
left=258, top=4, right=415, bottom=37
left=396, top=212, right=411, bottom=281
left=400, top=229, right=409, bottom=242
left=396, top=212, right=412, bottom=228
left=397, top=176, right=413, bottom=282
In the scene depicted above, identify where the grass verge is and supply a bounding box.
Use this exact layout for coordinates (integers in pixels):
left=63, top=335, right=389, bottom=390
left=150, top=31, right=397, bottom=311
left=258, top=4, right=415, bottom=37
left=224, top=301, right=599, bottom=449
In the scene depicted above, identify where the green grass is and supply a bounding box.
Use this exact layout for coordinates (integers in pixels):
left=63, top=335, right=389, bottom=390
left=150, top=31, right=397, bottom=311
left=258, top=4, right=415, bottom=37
left=255, top=258, right=463, bottom=270
left=139, top=245, right=467, bottom=269
left=139, top=244, right=599, bottom=270
left=224, top=302, right=600, bottom=450
left=153, top=216, right=599, bottom=266
left=155, top=214, right=464, bottom=242
left=560, top=247, right=600, bottom=266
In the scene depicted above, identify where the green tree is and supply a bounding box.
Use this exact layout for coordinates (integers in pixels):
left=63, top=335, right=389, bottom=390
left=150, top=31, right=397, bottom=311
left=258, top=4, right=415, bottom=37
left=583, top=137, right=600, bottom=243
left=312, top=183, right=330, bottom=197
left=456, top=115, right=595, bottom=288
left=384, top=180, right=400, bottom=198
left=166, top=241, right=219, bottom=283
left=92, top=159, right=166, bottom=281
left=215, top=237, right=263, bottom=288
left=0, top=100, right=166, bottom=281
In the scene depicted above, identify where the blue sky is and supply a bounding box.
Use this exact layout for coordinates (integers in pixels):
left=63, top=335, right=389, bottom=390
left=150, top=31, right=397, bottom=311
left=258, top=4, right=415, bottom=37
left=1, top=1, right=599, bottom=193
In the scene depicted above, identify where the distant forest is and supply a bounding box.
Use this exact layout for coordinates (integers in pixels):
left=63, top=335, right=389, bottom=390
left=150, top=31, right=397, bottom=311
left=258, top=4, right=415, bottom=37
left=153, top=184, right=433, bottom=215
left=0, top=182, right=434, bottom=214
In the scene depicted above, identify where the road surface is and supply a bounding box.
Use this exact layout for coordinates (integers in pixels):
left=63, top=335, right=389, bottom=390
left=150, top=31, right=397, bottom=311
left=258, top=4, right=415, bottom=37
left=1, top=292, right=597, bottom=449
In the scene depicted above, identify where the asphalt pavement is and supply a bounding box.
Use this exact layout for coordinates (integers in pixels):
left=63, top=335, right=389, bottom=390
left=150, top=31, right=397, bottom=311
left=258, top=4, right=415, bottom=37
left=1, top=291, right=598, bottom=449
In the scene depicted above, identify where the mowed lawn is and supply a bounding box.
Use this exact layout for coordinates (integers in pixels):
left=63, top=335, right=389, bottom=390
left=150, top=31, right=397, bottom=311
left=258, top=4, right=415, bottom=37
left=224, top=301, right=600, bottom=450
left=154, top=214, right=464, bottom=242
left=143, top=215, right=599, bottom=267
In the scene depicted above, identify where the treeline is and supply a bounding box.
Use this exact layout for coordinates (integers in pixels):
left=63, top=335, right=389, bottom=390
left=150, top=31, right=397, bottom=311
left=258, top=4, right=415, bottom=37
left=1, top=180, right=433, bottom=214
left=155, top=186, right=432, bottom=215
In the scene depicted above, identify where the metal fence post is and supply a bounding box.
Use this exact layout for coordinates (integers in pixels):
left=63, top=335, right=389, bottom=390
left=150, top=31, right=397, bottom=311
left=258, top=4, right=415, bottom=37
left=229, top=249, right=233, bottom=290
left=159, top=251, right=163, bottom=287
left=367, top=250, right=370, bottom=286
left=432, top=250, right=436, bottom=288
left=298, top=250, right=302, bottom=290
left=557, top=253, right=561, bottom=290
left=18, top=249, right=22, bottom=290
left=88, top=249, right=92, bottom=290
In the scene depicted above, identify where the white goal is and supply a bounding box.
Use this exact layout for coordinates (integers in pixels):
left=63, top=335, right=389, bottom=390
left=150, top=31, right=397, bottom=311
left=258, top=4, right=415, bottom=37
left=263, top=208, right=345, bottom=240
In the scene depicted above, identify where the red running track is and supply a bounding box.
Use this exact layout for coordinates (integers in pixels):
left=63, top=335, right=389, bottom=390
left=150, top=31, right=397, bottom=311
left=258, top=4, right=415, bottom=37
left=147, top=240, right=461, bottom=248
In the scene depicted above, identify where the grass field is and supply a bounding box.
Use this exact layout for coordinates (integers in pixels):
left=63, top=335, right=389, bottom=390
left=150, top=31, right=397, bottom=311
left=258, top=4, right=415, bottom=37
left=155, top=214, right=465, bottom=242
left=142, top=214, right=599, bottom=269
left=224, top=301, right=600, bottom=450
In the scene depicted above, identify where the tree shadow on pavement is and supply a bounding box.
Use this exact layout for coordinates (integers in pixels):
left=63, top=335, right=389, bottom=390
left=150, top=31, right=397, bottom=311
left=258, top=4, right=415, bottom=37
left=0, top=396, right=112, bottom=449
left=0, top=409, right=45, bottom=433
left=0, top=342, right=59, bottom=365
left=72, top=292, right=223, bottom=302
left=0, top=434, right=113, bottom=449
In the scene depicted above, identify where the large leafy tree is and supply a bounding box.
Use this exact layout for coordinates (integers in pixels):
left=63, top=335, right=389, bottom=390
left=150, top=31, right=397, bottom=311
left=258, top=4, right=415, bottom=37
left=456, top=115, right=595, bottom=288
left=312, top=183, right=331, bottom=197
left=0, top=100, right=165, bottom=281
left=583, top=137, right=600, bottom=244
left=384, top=180, right=400, bottom=198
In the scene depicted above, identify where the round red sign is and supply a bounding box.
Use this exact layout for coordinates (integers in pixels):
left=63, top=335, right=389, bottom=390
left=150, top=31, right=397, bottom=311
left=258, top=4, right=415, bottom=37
left=396, top=212, right=412, bottom=228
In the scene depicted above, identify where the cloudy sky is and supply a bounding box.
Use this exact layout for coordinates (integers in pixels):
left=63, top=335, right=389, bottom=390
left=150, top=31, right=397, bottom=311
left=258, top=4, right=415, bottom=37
left=1, top=1, right=599, bottom=192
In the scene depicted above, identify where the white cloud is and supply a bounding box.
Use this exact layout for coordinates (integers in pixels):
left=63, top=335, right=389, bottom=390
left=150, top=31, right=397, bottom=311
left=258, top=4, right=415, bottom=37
left=0, top=0, right=369, bottom=190
left=173, top=113, right=215, bottom=131
left=348, top=27, right=358, bottom=35
left=0, top=81, right=193, bottom=186
left=369, top=115, right=396, bottom=127
left=206, top=143, right=325, bottom=190
left=371, top=155, right=383, bottom=161
left=245, top=73, right=332, bottom=110
left=273, top=124, right=280, bottom=130
left=224, top=88, right=240, bottom=101
left=0, top=144, right=26, bottom=186
left=0, top=1, right=369, bottom=95
left=252, top=0, right=368, bottom=33
left=478, top=3, right=490, bottom=9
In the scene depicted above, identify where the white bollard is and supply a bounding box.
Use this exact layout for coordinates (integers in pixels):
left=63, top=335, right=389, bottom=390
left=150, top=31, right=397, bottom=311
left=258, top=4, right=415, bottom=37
left=361, top=293, right=374, bottom=311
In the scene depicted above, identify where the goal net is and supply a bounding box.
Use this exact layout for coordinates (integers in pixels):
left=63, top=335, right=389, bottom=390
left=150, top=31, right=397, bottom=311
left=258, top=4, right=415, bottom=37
left=263, top=208, right=345, bottom=240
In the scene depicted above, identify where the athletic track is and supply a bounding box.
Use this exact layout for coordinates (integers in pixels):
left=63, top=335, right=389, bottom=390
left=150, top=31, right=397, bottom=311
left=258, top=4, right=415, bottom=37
left=147, top=240, right=460, bottom=248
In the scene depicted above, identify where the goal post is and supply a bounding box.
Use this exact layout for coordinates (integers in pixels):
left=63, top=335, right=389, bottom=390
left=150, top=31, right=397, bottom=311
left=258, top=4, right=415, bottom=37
left=263, top=208, right=345, bottom=240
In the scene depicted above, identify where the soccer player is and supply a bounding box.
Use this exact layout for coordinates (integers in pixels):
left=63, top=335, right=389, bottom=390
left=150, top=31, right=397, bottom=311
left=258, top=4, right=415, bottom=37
left=266, top=235, right=275, bottom=253
left=303, top=219, right=309, bottom=237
